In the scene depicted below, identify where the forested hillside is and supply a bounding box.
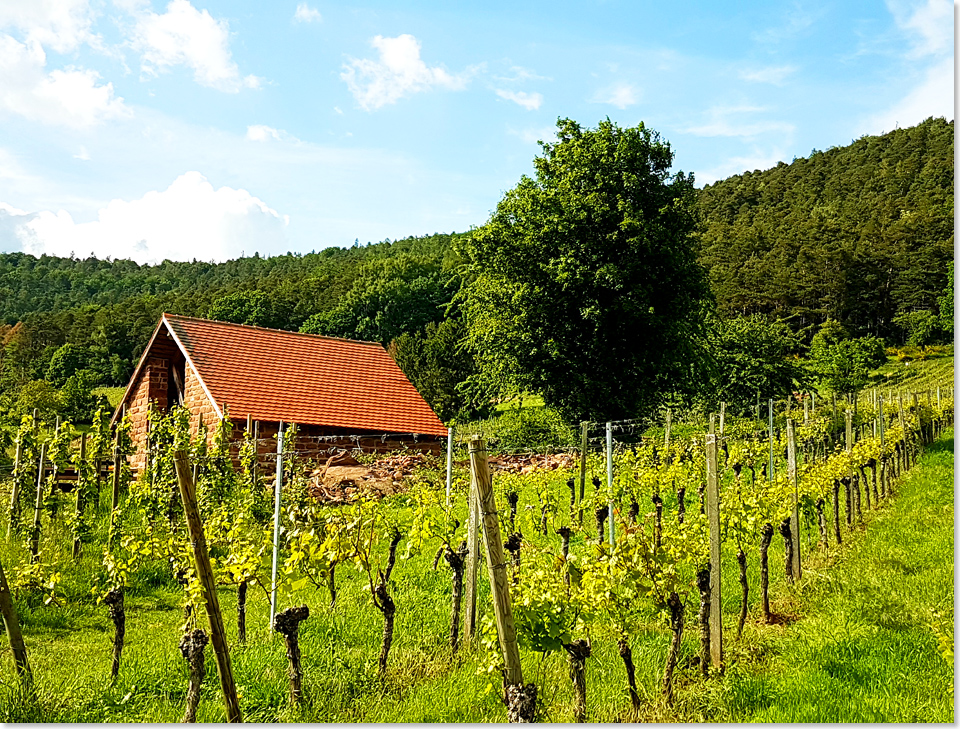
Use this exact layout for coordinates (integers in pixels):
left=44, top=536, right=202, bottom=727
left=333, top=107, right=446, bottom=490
left=0, top=118, right=951, bottom=424
left=696, top=116, right=953, bottom=339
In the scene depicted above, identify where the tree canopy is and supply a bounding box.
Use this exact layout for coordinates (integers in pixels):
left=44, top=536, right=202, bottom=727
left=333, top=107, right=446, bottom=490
left=458, top=118, right=711, bottom=422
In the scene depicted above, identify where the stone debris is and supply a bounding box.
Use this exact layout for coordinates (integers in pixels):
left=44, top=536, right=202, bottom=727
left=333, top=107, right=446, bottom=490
left=305, top=449, right=576, bottom=503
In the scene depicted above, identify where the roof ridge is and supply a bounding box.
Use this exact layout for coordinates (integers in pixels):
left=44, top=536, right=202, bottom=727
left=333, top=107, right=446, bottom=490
left=162, top=312, right=384, bottom=347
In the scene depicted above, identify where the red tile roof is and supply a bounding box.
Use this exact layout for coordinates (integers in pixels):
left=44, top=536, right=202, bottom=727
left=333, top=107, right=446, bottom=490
left=161, top=314, right=447, bottom=437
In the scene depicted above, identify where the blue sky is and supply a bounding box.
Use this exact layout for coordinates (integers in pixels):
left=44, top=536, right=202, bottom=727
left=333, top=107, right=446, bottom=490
left=0, top=0, right=952, bottom=264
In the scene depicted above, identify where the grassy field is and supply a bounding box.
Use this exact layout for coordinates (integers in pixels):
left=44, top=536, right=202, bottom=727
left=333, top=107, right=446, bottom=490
left=0, top=422, right=953, bottom=723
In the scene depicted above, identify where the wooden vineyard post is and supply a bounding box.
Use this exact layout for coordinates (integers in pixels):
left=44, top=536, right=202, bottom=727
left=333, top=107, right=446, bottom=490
left=0, top=557, right=31, bottom=687
left=912, top=393, right=921, bottom=446
left=844, top=410, right=853, bottom=528
left=803, top=396, right=809, bottom=425
left=72, top=434, right=87, bottom=560
left=252, top=421, right=259, bottom=488
left=704, top=416, right=723, bottom=673
left=109, top=423, right=122, bottom=548
left=606, top=421, right=615, bottom=546
left=897, top=394, right=908, bottom=470
left=878, top=396, right=887, bottom=498
left=719, top=402, right=726, bottom=437
left=664, top=408, right=672, bottom=449
left=767, top=399, right=775, bottom=482
left=29, top=444, right=46, bottom=562
left=445, top=426, right=454, bottom=507
left=6, top=432, right=23, bottom=538
left=269, top=424, right=284, bottom=628
left=173, top=451, right=242, bottom=722
left=463, top=462, right=480, bottom=641
left=786, top=419, right=801, bottom=582
left=468, top=436, right=532, bottom=719
left=578, top=421, right=589, bottom=525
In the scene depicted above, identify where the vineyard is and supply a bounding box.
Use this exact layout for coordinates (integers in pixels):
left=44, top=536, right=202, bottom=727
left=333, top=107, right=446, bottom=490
left=0, top=385, right=954, bottom=722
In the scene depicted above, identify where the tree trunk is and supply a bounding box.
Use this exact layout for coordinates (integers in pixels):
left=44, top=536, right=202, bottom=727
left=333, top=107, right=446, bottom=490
left=505, top=683, right=538, bottom=722
left=652, top=493, right=663, bottom=552
left=179, top=628, right=208, bottom=723
left=736, top=548, right=748, bottom=640
left=594, top=507, right=607, bottom=542
left=779, top=518, right=793, bottom=584
left=444, top=541, right=467, bottom=653
left=506, top=491, right=519, bottom=533
left=628, top=499, right=640, bottom=523
left=557, top=527, right=571, bottom=586
left=237, top=581, right=248, bottom=644
left=760, top=522, right=773, bottom=623
left=844, top=477, right=852, bottom=527
left=563, top=639, right=591, bottom=722
left=832, top=480, right=842, bottom=546
left=852, top=474, right=863, bottom=523
left=696, top=566, right=710, bottom=676
left=815, top=497, right=828, bottom=549
left=662, top=592, right=684, bottom=705
left=104, top=588, right=125, bottom=681
left=677, top=487, right=686, bottom=524
left=327, top=561, right=337, bottom=609
left=618, top=637, right=642, bottom=714
left=504, top=532, right=522, bottom=571
left=374, top=528, right=402, bottom=679
left=273, top=605, right=310, bottom=704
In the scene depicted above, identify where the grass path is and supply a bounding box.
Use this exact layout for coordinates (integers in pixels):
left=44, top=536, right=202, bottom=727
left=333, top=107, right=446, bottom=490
left=717, top=430, right=955, bottom=722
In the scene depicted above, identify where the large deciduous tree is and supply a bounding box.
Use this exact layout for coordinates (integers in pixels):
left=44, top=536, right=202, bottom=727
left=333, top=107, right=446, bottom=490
left=458, top=118, right=710, bottom=422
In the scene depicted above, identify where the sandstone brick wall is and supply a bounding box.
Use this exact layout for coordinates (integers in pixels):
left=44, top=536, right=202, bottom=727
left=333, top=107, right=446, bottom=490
left=127, top=357, right=169, bottom=471
left=183, top=365, right=220, bottom=451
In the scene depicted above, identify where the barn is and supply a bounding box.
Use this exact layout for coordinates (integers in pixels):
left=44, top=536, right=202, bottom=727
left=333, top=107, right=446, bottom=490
left=111, top=313, right=448, bottom=471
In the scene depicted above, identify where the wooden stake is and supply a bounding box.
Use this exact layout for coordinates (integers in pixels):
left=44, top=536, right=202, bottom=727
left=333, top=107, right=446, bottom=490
left=72, top=434, right=87, bottom=559
left=578, top=421, right=588, bottom=524
left=786, top=419, right=801, bottom=581
left=704, top=416, right=723, bottom=672
left=6, top=432, right=23, bottom=539
left=445, top=426, right=454, bottom=507
left=463, top=452, right=480, bottom=641
left=29, top=444, right=46, bottom=562
left=0, top=557, right=31, bottom=685
left=719, top=402, right=726, bottom=437
left=606, top=422, right=614, bottom=546
left=767, top=399, right=774, bottom=482
left=468, top=436, right=524, bottom=688
left=663, top=409, right=672, bottom=450
left=173, top=452, right=242, bottom=722
left=269, top=424, right=284, bottom=627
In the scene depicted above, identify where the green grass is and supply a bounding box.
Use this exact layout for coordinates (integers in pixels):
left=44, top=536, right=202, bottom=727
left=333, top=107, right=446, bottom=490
left=92, top=387, right=126, bottom=409
left=0, top=431, right=953, bottom=722
left=705, top=430, right=955, bottom=722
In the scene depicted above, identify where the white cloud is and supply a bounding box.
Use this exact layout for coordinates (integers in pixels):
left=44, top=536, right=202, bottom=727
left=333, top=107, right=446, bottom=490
left=739, top=65, right=798, bottom=85
left=886, top=0, right=952, bottom=57
left=0, top=0, right=97, bottom=53
left=592, top=82, right=640, bottom=109
left=132, top=0, right=261, bottom=92
left=867, top=55, right=953, bottom=131
left=0, top=34, right=130, bottom=127
left=752, top=5, right=821, bottom=44
left=866, top=1, right=953, bottom=132
left=493, top=65, right=549, bottom=83
left=683, top=105, right=795, bottom=138
left=495, top=88, right=542, bottom=110
left=293, top=3, right=321, bottom=23
left=246, top=124, right=281, bottom=142
left=341, top=34, right=468, bottom=110
left=1, top=171, right=288, bottom=264
left=73, top=145, right=90, bottom=160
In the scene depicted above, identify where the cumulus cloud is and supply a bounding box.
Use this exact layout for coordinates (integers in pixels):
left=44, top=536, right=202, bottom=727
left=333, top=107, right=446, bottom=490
left=0, top=171, right=288, bottom=264
left=592, top=82, right=640, bottom=109
left=0, top=34, right=130, bottom=127
left=0, top=0, right=97, bottom=53
left=867, top=0, right=953, bottom=131
left=495, top=88, right=542, bottom=110
left=132, top=0, right=261, bottom=92
left=246, top=124, right=281, bottom=141
left=341, top=34, right=468, bottom=110
left=293, top=3, right=322, bottom=23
